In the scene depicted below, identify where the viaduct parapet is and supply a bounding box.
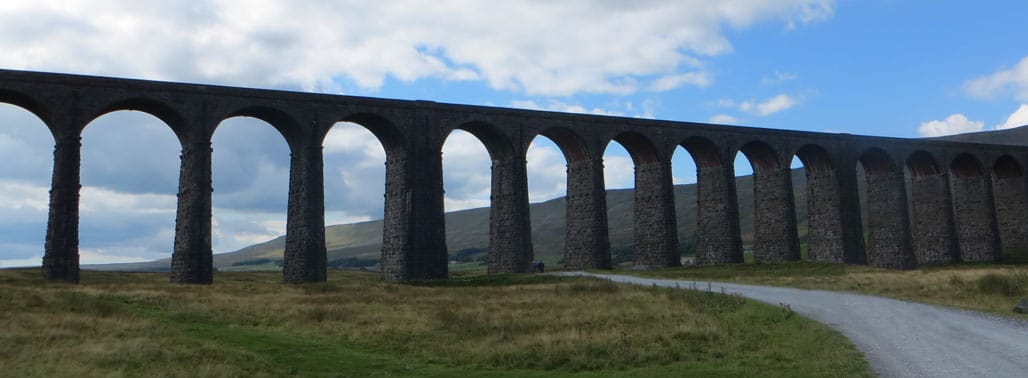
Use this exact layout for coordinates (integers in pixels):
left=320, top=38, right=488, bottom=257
left=1, top=69, right=1025, bottom=284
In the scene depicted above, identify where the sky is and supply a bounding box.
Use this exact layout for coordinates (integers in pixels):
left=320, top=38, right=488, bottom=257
left=1, top=0, right=1027, bottom=267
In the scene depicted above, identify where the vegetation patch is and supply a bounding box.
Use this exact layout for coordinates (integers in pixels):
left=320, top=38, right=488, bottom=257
left=0, top=268, right=869, bottom=377
left=615, top=261, right=1028, bottom=317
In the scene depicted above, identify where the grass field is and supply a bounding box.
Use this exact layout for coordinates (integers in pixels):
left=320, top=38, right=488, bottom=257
left=613, top=261, right=1028, bottom=317
left=0, top=269, right=870, bottom=377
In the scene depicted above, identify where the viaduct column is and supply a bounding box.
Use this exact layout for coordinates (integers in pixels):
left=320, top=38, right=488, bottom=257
left=695, top=165, right=744, bottom=264
left=951, top=171, right=1001, bottom=262
left=563, top=158, right=611, bottom=270
left=282, top=140, right=327, bottom=283
left=752, top=167, right=801, bottom=263
left=632, top=160, right=679, bottom=268
left=380, top=105, right=450, bottom=281
left=42, top=131, right=82, bottom=283
left=907, top=172, right=959, bottom=264
left=170, top=134, right=214, bottom=284
left=488, top=153, right=534, bottom=274
left=864, top=170, right=916, bottom=269
left=992, top=172, right=1028, bottom=256
left=835, top=162, right=867, bottom=264
left=804, top=169, right=846, bottom=263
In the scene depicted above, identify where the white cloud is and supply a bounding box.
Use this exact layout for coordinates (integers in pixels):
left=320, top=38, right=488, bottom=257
left=511, top=100, right=624, bottom=117
left=709, top=114, right=740, bottom=124
left=761, top=71, right=798, bottom=85
left=649, top=72, right=712, bottom=91
left=0, top=1, right=834, bottom=96
left=917, top=114, right=984, bottom=137
left=718, top=93, right=801, bottom=116
left=965, top=56, right=1028, bottom=101
left=996, top=104, right=1028, bottom=130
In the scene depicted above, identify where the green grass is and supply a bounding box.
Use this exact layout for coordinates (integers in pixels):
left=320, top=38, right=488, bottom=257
left=0, top=269, right=870, bottom=377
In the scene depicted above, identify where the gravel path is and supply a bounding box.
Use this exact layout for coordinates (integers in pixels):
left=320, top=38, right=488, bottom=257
left=559, top=272, right=1028, bottom=378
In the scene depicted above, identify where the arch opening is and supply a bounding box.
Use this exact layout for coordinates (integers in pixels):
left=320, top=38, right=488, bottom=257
left=210, top=116, right=292, bottom=268
left=79, top=111, right=181, bottom=266
left=671, top=145, right=699, bottom=264
left=993, top=155, right=1023, bottom=179
left=524, top=133, right=572, bottom=268
left=92, top=98, right=186, bottom=141
left=951, top=153, right=984, bottom=178
left=321, top=121, right=389, bottom=270
left=441, top=128, right=494, bottom=270
left=0, top=103, right=54, bottom=267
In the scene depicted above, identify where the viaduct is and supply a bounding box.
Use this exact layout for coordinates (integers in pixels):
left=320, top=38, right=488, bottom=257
left=1, top=69, right=1026, bottom=284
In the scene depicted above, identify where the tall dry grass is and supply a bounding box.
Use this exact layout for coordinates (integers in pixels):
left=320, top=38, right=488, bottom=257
left=0, top=269, right=870, bottom=377
left=625, top=262, right=1028, bottom=316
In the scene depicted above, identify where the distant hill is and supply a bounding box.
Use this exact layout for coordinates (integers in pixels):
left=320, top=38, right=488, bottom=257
left=89, top=125, right=1026, bottom=272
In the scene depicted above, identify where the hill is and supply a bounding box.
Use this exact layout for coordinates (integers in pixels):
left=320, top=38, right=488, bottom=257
left=90, top=125, right=1026, bottom=272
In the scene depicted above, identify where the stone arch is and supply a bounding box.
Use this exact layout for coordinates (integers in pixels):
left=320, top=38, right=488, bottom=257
left=793, top=144, right=846, bottom=263
left=857, top=147, right=915, bottom=269
left=331, top=113, right=406, bottom=155
left=680, top=136, right=722, bottom=168
left=738, top=140, right=782, bottom=172
left=794, top=144, right=834, bottom=173
left=677, top=135, right=741, bottom=265
left=610, top=131, right=659, bottom=164
left=215, top=106, right=305, bottom=148
left=992, top=155, right=1028, bottom=257
left=89, top=98, right=187, bottom=142
left=605, top=131, right=678, bottom=268
left=449, top=121, right=514, bottom=161
left=0, top=90, right=51, bottom=131
left=536, top=127, right=590, bottom=163
left=993, top=155, right=1024, bottom=179
left=904, top=150, right=957, bottom=264
left=951, top=153, right=984, bottom=178
left=950, top=153, right=1000, bottom=262
left=737, top=140, right=799, bottom=263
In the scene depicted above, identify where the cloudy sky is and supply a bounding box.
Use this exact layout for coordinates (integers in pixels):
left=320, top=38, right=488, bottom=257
left=1, top=0, right=1027, bottom=266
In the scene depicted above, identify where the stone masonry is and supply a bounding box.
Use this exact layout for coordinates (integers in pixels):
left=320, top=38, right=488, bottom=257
left=1, top=69, right=1024, bottom=284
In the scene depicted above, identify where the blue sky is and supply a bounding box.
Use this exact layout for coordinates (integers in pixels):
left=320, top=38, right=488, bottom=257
left=1, top=0, right=1027, bottom=266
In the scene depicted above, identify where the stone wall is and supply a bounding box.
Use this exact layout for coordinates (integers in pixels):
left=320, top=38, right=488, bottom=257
left=907, top=174, right=958, bottom=264
left=950, top=175, right=1001, bottom=262
left=631, top=161, right=679, bottom=268
left=563, top=159, right=611, bottom=269
left=695, top=166, right=743, bottom=264
left=805, top=169, right=845, bottom=262
left=752, top=167, right=800, bottom=263
left=864, top=172, right=916, bottom=269
left=992, top=176, right=1028, bottom=255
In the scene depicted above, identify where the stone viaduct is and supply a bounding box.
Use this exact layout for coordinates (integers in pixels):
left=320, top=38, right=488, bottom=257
left=1, top=69, right=1026, bottom=284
